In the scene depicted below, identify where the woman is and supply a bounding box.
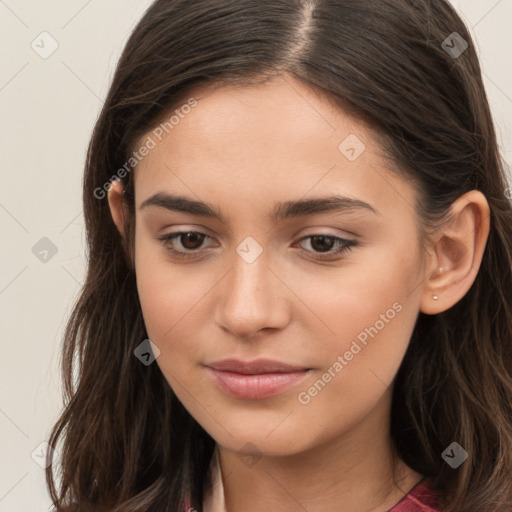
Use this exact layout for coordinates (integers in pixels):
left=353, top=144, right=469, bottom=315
left=46, top=0, right=512, bottom=510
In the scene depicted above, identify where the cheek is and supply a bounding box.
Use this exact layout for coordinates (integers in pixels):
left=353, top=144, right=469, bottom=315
left=290, top=293, right=418, bottom=447
left=288, top=251, right=420, bottom=413
left=136, top=272, right=207, bottom=347
left=133, top=237, right=213, bottom=361
left=287, top=245, right=419, bottom=356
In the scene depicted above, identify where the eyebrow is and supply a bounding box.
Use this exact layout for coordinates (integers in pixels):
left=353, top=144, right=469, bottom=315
left=139, top=192, right=378, bottom=222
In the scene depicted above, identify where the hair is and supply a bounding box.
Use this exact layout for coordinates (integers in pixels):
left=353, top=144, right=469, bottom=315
left=46, top=0, right=512, bottom=511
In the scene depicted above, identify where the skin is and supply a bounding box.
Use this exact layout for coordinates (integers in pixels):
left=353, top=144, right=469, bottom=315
left=108, top=74, right=490, bottom=511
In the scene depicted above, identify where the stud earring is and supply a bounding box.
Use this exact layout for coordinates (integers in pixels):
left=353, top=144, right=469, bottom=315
left=433, top=295, right=439, bottom=300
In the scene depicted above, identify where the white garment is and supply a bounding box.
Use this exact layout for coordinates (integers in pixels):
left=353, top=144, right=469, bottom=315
left=202, top=445, right=227, bottom=512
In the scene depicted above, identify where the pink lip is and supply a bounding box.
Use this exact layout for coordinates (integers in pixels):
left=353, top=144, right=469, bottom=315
left=205, top=359, right=311, bottom=399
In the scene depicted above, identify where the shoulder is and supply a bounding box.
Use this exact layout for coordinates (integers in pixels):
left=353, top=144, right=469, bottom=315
left=390, top=480, right=443, bottom=512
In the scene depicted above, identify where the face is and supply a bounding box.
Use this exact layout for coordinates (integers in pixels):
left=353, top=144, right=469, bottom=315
left=129, top=75, right=427, bottom=457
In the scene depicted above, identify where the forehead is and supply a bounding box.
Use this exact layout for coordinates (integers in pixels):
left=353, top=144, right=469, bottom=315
left=178, top=76, right=364, bottom=143
left=132, top=76, right=417, bottom=223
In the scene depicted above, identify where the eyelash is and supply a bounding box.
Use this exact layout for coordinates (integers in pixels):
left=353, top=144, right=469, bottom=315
left=156, top=231, right=357, bottom=261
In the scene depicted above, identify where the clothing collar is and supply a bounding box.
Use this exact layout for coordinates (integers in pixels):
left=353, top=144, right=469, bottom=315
left=203, top=445, right=226, bottom=512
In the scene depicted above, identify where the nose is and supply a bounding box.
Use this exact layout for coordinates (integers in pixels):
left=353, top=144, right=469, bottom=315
left=214, top=248, right=290, bottom=340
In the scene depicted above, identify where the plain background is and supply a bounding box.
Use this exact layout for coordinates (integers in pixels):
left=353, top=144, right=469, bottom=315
left=0, top=1, right=511, bottom=510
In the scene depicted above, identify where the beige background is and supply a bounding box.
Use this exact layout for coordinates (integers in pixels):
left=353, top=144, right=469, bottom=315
left=0, top=1, right=511, bottom=510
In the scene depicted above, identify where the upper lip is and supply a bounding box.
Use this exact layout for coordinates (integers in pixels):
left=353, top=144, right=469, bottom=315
left=206, top=358, right=309, bottom=374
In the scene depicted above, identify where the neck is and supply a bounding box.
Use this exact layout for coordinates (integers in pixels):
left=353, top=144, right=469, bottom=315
left=216, top=390, right=423, bottom=512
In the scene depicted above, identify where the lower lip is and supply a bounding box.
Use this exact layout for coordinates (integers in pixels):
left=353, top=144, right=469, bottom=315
left=206, top=367, right=311, bottom=399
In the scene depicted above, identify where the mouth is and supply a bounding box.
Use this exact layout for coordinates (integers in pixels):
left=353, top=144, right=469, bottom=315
left=204, top=358, right=312, bottom=400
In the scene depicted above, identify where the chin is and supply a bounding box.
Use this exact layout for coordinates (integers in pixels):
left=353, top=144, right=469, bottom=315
left=205, top=419, right=316, bottom=458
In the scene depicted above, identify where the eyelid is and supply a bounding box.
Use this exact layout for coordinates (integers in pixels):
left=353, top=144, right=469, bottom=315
left=297, top=226, right=358, bottom=239
left=157, top=227, right=356, bottom=244
left=294, top=233, right=357, bottom=259
left=158, top=229, right=217, bottom=247
left=156, top=229, right=217, bottom=259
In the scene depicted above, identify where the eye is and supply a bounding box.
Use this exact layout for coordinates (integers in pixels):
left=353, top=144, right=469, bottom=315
left=156, top=231, right=215, bottom=259
left=156, top=231, right=357, bottom=261
left=295, top=234, right=357, bottom=260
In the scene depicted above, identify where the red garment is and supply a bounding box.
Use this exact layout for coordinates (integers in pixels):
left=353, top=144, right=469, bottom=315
left=184, top=478, right=442, bottom=511
left=388, top=480, right=442, bottom=511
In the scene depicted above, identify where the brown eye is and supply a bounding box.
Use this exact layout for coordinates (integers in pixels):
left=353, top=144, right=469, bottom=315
left=296, top=234, right=357, bottom=260
left=308, top=235, right=336, bottom=253
left=157, top=230, right=214, bottom=259
left=178, top=232, right=206, bottom=250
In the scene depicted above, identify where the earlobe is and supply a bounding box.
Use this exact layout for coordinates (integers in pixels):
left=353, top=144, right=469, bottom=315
left=107, top=179, right=126, bottom=239
left=419, top=190, right=490, bottom=315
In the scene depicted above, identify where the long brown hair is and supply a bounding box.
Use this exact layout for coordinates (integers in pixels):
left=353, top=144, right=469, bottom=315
left=46, top=1, right=512, bottom=510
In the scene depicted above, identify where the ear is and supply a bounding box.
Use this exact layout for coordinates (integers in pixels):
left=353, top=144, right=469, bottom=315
left=107, top=179, right=127, bottom=238
left=420, top=190, right=490, bottom=315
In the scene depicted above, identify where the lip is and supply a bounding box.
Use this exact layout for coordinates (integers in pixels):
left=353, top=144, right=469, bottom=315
left=206, top=358, right=309, bottom=374
left=205, top=359, right=311, bottom=400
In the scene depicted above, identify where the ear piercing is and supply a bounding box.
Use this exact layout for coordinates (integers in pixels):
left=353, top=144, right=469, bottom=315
left=433, top=268, right=443, bottom=300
